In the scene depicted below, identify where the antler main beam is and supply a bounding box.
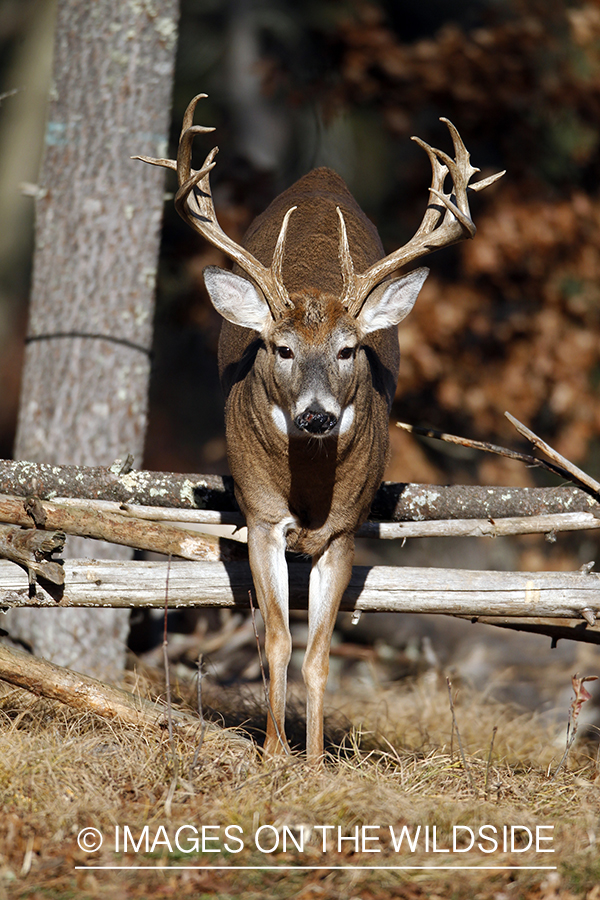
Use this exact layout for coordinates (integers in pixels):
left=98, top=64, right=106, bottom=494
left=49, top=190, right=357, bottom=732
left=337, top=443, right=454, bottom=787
left=133, top=94, right=294, bottom=316
left=339, top=119, right=505, bottom=315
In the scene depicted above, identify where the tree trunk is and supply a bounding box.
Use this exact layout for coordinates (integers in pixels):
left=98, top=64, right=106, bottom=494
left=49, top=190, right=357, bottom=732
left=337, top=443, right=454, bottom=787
left=9, top=0, right=179, bottom=680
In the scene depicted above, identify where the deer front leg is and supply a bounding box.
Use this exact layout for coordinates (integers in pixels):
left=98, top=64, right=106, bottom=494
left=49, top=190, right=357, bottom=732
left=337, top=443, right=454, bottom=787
left=247, top=518, right=293, bottom=758
left=302, top=533, right=354, bottom=765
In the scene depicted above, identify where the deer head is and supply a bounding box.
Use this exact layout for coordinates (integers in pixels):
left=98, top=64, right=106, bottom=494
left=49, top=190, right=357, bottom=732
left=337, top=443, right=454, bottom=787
left=203, top=263, right=428, bottom=437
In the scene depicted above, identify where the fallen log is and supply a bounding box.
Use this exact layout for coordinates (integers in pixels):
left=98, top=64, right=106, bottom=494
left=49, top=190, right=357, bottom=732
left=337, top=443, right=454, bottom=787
left=359, top=511, right=600, bottom=540
left=3, top=495, right=600, bottom=551
left=1, top=458, right=599, bottom=521
left=1, top=558, right=598, bottom=623
left=0, top=640, right=250, bottom=749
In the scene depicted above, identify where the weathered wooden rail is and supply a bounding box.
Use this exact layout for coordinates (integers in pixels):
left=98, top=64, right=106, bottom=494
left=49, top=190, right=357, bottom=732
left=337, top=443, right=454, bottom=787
left=1, top=458, right=599, bottom=520
left=1, top=458, right=600, bottom=645
left=0, top=556, right=598, bottom=615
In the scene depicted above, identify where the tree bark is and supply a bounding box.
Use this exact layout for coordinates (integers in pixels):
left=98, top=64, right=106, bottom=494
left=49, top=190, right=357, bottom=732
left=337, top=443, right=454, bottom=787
left=9, top=0, right=179, bottom=679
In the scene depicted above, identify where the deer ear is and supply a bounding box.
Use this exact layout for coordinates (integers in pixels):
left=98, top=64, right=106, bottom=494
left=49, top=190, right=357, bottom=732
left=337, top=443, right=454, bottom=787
left=203, top=266, right=271, bottom=331
left=358, top=267, right=429, bottom=334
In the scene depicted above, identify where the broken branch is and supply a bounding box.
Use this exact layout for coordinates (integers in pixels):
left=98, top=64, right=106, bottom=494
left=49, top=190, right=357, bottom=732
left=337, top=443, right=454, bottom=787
left=396, top=420, right=573, bottom=482
left=505, top=412, right=600, bottom=500
left=0, top=495, right=244, bottom=562
left=0, top=524, right=65, bottom=585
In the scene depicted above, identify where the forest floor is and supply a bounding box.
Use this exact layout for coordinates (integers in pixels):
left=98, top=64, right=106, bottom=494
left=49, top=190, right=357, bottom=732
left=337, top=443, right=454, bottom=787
left=0, top=665, right=598, bottom=900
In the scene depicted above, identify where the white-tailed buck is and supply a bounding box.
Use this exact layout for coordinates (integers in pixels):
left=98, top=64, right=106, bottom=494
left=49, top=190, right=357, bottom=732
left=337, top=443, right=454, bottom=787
left=137, top=94, right=503, bottom=764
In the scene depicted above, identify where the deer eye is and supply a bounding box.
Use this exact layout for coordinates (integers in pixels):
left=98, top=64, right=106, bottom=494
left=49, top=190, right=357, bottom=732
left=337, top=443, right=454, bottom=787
left=277, top=346, right=294, bottom=360
left=337, top=346, right=355, bottom=360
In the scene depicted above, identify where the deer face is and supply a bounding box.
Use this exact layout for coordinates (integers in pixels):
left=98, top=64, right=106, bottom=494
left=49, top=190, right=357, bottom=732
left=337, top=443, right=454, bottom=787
left=265, top=291, right=360, bottom=438
left=203, top=266, right=428, bottom=439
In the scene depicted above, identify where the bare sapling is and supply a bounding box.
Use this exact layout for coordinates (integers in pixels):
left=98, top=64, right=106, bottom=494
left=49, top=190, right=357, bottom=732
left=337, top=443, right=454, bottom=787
left=135, top=93, right=503, bottom=764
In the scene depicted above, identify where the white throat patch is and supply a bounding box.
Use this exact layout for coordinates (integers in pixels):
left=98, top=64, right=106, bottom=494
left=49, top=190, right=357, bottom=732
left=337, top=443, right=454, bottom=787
left=338, top=405, right=355, bottom=434
left=271, top=405, right=290, bottom=435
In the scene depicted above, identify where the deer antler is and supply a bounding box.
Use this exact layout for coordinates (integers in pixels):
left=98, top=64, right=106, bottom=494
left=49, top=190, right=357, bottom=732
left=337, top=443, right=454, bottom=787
left=338, top=119, right=505, bottom=316
left=133, top=94, right=295, bottom=316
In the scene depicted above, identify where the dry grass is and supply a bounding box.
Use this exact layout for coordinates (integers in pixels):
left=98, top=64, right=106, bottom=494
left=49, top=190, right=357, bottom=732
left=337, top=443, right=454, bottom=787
left=0, top=671, right=599, bottom=900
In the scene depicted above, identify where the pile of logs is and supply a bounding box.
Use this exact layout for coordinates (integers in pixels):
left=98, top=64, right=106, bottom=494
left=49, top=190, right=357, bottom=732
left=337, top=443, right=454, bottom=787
left=1, top=430, right=600, bottom=646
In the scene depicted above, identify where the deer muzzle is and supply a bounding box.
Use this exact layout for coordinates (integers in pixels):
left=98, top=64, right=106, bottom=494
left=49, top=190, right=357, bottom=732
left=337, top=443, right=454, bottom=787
left=294, top=408, right=338, bottom=435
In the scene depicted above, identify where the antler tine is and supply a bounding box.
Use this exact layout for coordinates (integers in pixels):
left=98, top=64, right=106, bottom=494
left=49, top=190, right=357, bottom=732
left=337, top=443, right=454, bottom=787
left=470, top=169, right=506, bottom=193
left=173, top=148, right=217, bottom=221
left=336, top=207, right=356, bottom=308
left=131, top=153, right=177, bottom=171
left=271, top=207, right=298, bottom=309
left=410, top=136, right=448, bottom=239
left=130, top=94, right=212, bottom=175
left=135, top=93, right=293, bottom=318
left=177, top=146, right=295, bottom=313
left=176, top=124, right=215, bottom=187
left=430, top=118, right=479, bottom=236
left=173, top=95, right=218, bottom=186
left=341, top=119, right=504, bottom=315
left=411, top=120, right=478, bottom=241
left=182, top=93, right=206, bottom=133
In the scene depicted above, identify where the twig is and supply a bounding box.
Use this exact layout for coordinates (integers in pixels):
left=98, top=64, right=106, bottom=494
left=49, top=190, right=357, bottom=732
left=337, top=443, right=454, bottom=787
left=484, top=726, right=498, bottom=798
left=189, top=653, right=208, bottom=778
left=248, top=590, right=290, bottom=757
left=164, top=769, right=178, bottom=820
left=0, top=88, right=19, bottom=105
left=162, top=556, right=174, bottom=749
left=189, top=722, right=208, bottom=780
left=162, top=556, right=180, bottom=817
left=196, top=653, right=205, bottom=724
left=446, top=677, right=476, bottom=795
left=505, top=412, right=600, bottom=500
left=396, top=420, right=573, bottom=483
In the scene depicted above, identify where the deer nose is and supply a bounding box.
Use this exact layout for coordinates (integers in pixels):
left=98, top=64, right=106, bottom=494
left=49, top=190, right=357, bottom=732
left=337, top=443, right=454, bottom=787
left=294, top=408, right=338, bottom=435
